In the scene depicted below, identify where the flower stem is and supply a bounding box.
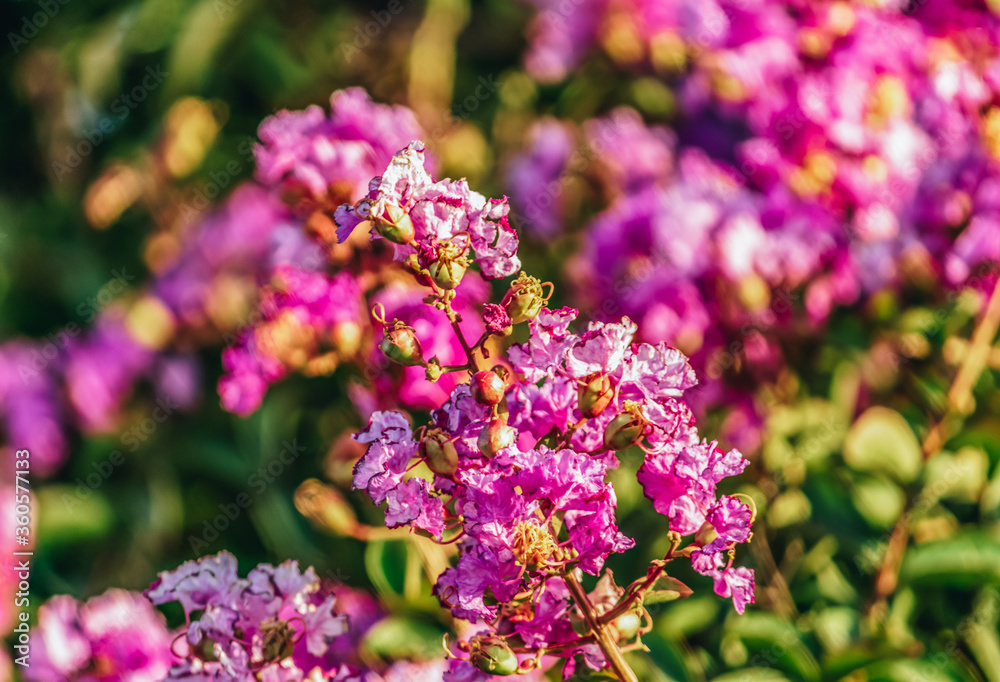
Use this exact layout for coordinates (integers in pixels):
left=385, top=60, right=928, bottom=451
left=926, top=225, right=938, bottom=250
left=870, top=277, right=1000, bottom=620
left=563, top=572, right=638, bottom=682
left=442, top=298, right=481, bottom=372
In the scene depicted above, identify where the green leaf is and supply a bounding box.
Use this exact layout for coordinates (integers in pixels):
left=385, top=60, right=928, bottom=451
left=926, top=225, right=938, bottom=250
left=767, top=489, right=812, bottom=528
left=860, top=658, right=958, bottom=681
left=359, top=616, right=444, bottom=660
left=850, top=473, right=905, bottom=528
left=726, top=612, right=822, bottom=682
left=843, top=407, right=922, bottom=483
left=365, top=539, right=410, bottom=601
left=37, top=485, right=115, bottom=544
left=899, top=533, right=1000, bottom=587
left=924, top=447, right=989, bottom=503
left=642, top=576, right=693, bottom=604
left=711, top=670, right=791, bottom=682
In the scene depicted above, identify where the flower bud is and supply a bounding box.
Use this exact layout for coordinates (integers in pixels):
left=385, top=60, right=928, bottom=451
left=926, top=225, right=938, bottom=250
left=470, top=638, right=518, bottom=676
left=478, top=419, right=517, bottom=458
left=612, top=611, right=642, bottom=641
left=603, top=403, right=647, bottom=450
left=421, top=429, right=459, bottom=476
left=578, top=373, right=614, bottom=418
left=483, top=303, right=513, bottom=336
left=379, top=320, right=425, bottom=367
left=294, top=479, right=359, bottom=536
left=425, top=357, right=443, bottom=382
left=373, top=202, right=415, bottom=245
left=470, top=370, right=506, bottom=405
left=694, top=519, right=718, bottom=548
left=501, top=272, right=549, bottom=325
left=428, top=258, right=467, bottom=290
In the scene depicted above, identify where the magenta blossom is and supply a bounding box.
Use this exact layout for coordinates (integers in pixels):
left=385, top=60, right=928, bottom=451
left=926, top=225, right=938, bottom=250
left=146, top=552, right=351, bottom=680
left=26, top=589, right=179, bottom=682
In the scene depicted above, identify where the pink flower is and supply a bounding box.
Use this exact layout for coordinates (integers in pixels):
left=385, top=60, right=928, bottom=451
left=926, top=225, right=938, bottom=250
left=335, top=142, right=521, bottom=279
left=146, top=552, right=349, bottom=680
left=691, top=550, right=756, bottom=615
left=26, top=590, right=178, bottom=681
left=255, top=88, right=425, bottom=208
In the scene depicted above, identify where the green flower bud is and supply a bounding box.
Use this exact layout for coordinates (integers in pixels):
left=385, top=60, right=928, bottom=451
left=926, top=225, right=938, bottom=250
left=421, top=428, right=459, bottom=476
left=426, top=236, right=471, bottom=290
left=694, top=519, right=718, bottom=548
left=478, top=419, right=518, bottom=458
left=425, top=357, right=444, bottom=382
left=373, top=202, right=415, bottom=245
left=501, top=272, right=551, bottom=324
left=379, top=320, right=425, bottom=367
left=470, top=639, right=519, bottom=676
left=603, top=403, right=648, bottom=450
left=470, top=370, right=506, bottom=406
left=579, top=373, right=615, bottom=418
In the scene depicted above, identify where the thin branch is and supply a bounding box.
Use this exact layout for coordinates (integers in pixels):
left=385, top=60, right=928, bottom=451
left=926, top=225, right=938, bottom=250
left=869, top=277, right=1000, bottom=619
left=563, top=572, right=639, bottom=682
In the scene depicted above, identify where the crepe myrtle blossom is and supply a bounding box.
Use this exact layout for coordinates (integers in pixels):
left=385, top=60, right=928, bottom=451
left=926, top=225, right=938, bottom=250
left=255, top=88, right=426, bottom=222
left=518, top=2, right=1000, bottom=456
left=26, top=589, right=179, bottom=681
left=344, top=142, right=754, bottom=681
left=218, top=266, right=365, bottom=416
left=145, top=551, right=353, bottom=680
left=334, top=141, right=521, bottom=281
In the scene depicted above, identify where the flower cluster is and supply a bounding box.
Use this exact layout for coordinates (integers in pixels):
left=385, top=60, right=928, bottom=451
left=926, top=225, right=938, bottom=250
left=256, top=88, right=425, bottom=225
left=344, top=141, right=754, bottom=680
left=145, top=551, right=351, bottom=680
left=217, top=97, right=509, bottom=417
left=334, top=141, right=519, bottom=280
left=25, top=589, right=179, bottom=681
left=20, top=560, right=457, bottom=682
left=504, top=2, right=1000, bottom=449
left=219, top=265, right=364, bottom=416
left=0, top=311, right=199, bottom=478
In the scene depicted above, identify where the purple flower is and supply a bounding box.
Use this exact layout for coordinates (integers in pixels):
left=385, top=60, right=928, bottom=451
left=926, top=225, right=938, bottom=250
left=255, top=88, right=425, bottom=209
left=351, top=410, right=418, bottom=506
left=637, top=438, right=748, bottom=536
left=482, top=303, right=512, bottom=335
left=584, top=108, right=675, bottom=197
left=0, top=343, right=67, bottom=476
left=506, top=118, right=575, bottom=238
left=384, top=478, right=446, bottom=537
left=63, top=314, right=154, bottom=433
left=218, top=266, right=364, bottom=416
left=146, top=552, right=348, bottom=680
left=26, top=589, right=178, bottom=682
left=691, top=550, right=756, bottom=615
left=335, top=142, right=521, bottom=279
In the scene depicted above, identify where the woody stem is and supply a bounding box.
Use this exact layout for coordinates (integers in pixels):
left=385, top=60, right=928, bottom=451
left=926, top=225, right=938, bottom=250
left=563, top=572, right=638, bottom=682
